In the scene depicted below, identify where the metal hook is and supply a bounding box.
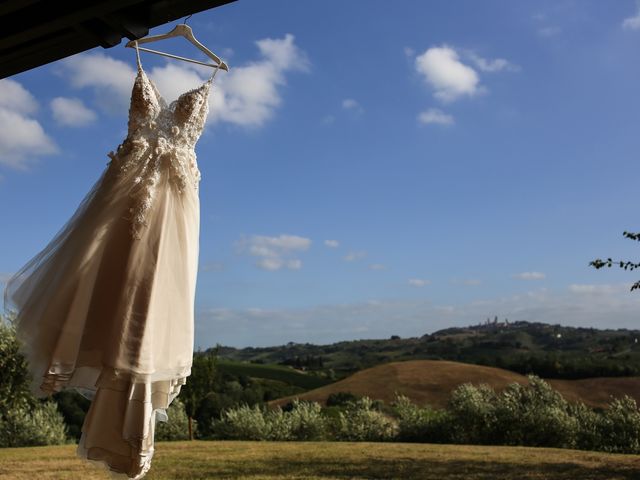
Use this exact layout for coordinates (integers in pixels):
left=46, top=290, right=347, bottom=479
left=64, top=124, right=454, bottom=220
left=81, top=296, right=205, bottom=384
left=183, top=14, right=192, bottom=25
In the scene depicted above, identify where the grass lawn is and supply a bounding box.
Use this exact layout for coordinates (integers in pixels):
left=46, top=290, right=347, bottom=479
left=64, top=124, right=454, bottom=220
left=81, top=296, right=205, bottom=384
left=0, top=440, right=639, bottom=479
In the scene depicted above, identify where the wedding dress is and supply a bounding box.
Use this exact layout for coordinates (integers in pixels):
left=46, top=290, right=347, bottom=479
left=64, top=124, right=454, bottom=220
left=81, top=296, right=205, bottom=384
left=3, top=46, right=216, bottom=479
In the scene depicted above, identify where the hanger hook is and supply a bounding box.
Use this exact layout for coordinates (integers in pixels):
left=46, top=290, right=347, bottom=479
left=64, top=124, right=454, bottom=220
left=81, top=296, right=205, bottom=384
left=183, top=14, right=192, bottom=25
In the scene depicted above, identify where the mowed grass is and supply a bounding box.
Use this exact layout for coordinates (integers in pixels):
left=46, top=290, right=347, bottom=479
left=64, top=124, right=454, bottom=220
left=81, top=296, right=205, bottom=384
left=1, top=440, right=639, bottom=479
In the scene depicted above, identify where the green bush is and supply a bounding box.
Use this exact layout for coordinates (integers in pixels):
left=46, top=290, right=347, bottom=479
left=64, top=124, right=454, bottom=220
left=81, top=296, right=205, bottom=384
left=326, top=391, right=361, bottom=406
left=156, top=397, right=194, bottom=441
left=0, top=400, right=69, bottom=447
left=286, top=400, right=328, bottom=440
left=391, top=376, right=640, bottom=453
left=264, top=407, right=294, bottom=440
left=448, top=383, right=498, bottom=444
left=336, top=396, right=398, bottom=441
left=0, top=318, right=34, bottom=414
left=569, top=401, right=601, bottom=451
left=598, top=395, right=640, bottom=454
left=211, top=403, right=269, bottom=440
left=197, top=376, right=640, bottom=454
left=391, top=393, right=451, bottom=443
left=212, top=399, right=329, bottom=441
left=493, top=376, right=578, bottom=448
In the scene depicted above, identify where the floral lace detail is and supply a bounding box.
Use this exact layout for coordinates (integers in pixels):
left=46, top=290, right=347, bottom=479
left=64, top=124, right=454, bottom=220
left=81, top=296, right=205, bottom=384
left=107, top=67, right=211, bottom=240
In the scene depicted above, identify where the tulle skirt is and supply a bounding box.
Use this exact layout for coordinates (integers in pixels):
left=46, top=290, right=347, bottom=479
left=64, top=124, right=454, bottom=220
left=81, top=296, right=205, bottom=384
left=3, top=154, right=199, bottom=479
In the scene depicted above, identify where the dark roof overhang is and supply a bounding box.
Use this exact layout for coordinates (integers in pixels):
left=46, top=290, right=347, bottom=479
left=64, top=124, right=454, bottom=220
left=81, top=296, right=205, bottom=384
left=0, top=0, right=236, bottom=79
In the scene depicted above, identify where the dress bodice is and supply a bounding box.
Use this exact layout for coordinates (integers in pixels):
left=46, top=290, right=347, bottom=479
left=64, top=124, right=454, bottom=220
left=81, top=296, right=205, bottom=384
left=107, top=56, right=218, bottom=240
left=128, top=67, right=212, bottom=149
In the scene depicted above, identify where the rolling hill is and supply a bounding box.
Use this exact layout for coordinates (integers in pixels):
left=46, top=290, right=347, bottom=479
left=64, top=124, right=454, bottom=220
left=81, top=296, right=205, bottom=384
left=267, top=359, right=640, bottom=409
left=214, top=321, right=640, bottom=380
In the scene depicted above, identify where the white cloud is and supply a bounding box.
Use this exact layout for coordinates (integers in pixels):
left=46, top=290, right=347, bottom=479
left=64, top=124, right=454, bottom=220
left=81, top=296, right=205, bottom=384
left=369, top=264, right=386, bottom=271
left=196, top=299, right=433, bottom=347
left=344, top=251, right=367, bottom=262
left=195, top=286, right=640, bottom=347
left=341, top=98, right=364, bottom=114
left=286, top=259, right=302, bottom=270
left=417, top=108, right=454, bottom=126
left=538, top=26, right=561, bottom=37
left=256, top=258, right=283, bottom=271
left=50, top=97, right=97, bottom=127
left=147, top=62, right=207, bottom=105
left=324, top=240, right=339, bottom=248
left=408, top=278, right=430, bottom=287
left=466, top=51, right=520, bottom=73
left=59, top=34, right=309, bottom=128
left=0, top=79, right=57, bottom=170
left=60, top=52, right=136, bottom=112
left=208, top=33, right=310, bottom=127
left=415, top=45, right=480, bottom=102
left=255, top=257, right=302, bottom=271
left=0, top=79, right=38, bottom=115
left=568, top=284, right=627, bottom=295
left=513, top=272, right=546, bottom=280
left=236, top=234, right=311, bottom=271
left=623, top=2, right=640, bottom=30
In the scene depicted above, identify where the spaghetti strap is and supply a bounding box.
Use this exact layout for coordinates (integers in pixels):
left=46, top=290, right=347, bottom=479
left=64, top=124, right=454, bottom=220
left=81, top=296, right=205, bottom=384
left=134, top=40, right=143, bottom=72
left=206, top=62, right=222, bottom=85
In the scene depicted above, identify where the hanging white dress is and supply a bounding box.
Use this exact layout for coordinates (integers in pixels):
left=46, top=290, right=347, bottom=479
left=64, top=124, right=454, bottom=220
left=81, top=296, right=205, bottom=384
left=3, top=49, right=215, bottom=479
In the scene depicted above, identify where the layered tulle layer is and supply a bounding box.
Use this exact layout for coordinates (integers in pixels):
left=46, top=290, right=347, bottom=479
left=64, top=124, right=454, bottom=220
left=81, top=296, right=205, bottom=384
left=3, top=133, right=199, bottom=479
left=4, top=152, right=198, bottom=387
left=74, top=366, right=187, bottom=479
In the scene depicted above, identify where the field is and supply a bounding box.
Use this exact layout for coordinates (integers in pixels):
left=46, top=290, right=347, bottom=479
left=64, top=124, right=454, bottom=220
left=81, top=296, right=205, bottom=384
left=269, top=360, right=640, bottom=409
left=0, top=440, right=639, bottom=479
left=217, top=359, right=332, bottom=390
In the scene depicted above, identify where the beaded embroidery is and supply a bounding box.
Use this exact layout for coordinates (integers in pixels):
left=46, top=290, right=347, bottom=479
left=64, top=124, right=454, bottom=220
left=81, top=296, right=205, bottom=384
left=107, top=61, right=214, bottom=240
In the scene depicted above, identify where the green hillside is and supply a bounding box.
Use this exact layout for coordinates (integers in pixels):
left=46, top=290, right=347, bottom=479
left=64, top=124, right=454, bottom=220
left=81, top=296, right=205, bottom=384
left=216, top=359, right=332, bottom=390
left=212, top=320, right=640, bottom=380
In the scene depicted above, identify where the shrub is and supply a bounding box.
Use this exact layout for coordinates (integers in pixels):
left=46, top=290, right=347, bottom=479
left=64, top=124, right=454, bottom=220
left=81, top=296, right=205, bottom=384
left=447, top=383, right=497, bottom=444
left=569, top=401, right=601, bottom=451
left=326, top=391, right=361, bottom=406
left=211, top=399, right=329, bottom=441
left=155, top=397, right=194, bottom=441
left=493, top=376, right=578, bottom=448
left=0, top=400, right=69, bottom=447
left=598, top=395, right=640, bottom=454
left=286, top=399, right=328, bottom=440
left=211, top=403, right=269, bottom=440
left=264, top=407, right=294, bottom=440
left=0, top=318, right=35, bottom=414
left=391, top=393, right=451, bottom=443
left=336, top=396, right=398, bottom=441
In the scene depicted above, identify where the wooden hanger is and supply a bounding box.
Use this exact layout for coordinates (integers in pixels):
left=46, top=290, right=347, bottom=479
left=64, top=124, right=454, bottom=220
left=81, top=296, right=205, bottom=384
left=125, top=23, right=229, bottom=71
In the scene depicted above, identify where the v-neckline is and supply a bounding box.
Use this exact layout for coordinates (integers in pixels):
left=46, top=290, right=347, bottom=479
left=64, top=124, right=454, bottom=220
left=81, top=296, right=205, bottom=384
left=137, top=65, right=212, bottom=109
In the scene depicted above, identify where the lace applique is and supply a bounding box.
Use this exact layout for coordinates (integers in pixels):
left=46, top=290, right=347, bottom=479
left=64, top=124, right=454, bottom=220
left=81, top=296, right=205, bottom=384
left=108, top=68, right=211, bottom=240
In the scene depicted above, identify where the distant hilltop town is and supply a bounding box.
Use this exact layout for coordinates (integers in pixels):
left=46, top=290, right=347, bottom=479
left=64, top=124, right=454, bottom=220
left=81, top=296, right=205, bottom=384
left=477, top=316, right=512, bottom=328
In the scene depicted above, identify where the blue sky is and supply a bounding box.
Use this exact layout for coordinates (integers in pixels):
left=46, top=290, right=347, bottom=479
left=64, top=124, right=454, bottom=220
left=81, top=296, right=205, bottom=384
left=2, top=0, right=640, bottom=348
